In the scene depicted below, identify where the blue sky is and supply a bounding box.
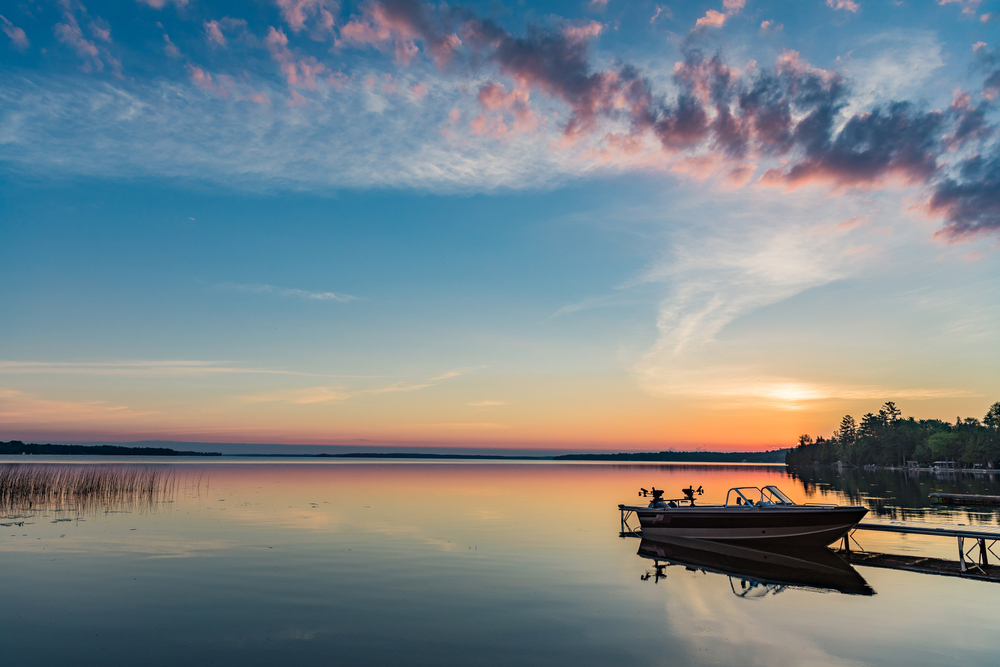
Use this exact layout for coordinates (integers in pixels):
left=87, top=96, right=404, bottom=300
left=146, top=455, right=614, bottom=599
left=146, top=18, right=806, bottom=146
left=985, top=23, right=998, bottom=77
left=1, top=0, right=999, bottom=450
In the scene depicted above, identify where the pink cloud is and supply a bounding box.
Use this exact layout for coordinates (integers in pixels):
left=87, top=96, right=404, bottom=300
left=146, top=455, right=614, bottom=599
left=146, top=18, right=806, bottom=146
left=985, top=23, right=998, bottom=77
left=695, top=10, right=726, bottom=29
left=55, top=16, right=98, bottom=59
left=276, top=0, right=338, bottom=35
left=337, top=2, right=461, bottom=67
left=650, top=6, right=671, bottom=24
left=89, top=20, right=111, bottom=43
left=589, top=0, right=610, bottom=8
left=163, top=33, right=181, bottom=57
left=837, top=216, right=866, bottom=229
left=288, top=89, right=309, bottom=106
left=205, top=20, right=225, bottom=46
left=0, top=14, right=29, bottom=50
left=410, top=82, right=427, bottom=98
left=250, top=91, right=271, bottom=104
left=54, top=12, right=103, bottom=72
left=472, top=82, right=539, bottom=138
left=562, top=21, right=603, bottom=43
left=135, top=0, right=189, bottom=8
left=826, top=0, right=861, bottom=13
left=693, top=0, right=746, bottom=31
left=326, top=71, right=349, bottom=89
left=272, top=0, right=1000, bottom=242
left=265, top=26, right=328, bottom=89
left=187, top=65, right=227, bottom=96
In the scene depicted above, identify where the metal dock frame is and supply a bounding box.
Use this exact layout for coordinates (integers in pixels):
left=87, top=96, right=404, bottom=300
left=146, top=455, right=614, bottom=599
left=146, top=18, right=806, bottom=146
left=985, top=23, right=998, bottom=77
left=618, top=504, right=641, bottom=538
left=847, top=521, right=1000, bottom=573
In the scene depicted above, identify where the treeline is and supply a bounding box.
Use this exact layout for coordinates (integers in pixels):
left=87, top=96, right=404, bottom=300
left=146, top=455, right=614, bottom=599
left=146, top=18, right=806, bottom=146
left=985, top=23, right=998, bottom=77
left=554, top=449, right=789, bottom=463
left=0, top=441, right=221, bottom=456
left=785, top=401, right=1000, bottom=468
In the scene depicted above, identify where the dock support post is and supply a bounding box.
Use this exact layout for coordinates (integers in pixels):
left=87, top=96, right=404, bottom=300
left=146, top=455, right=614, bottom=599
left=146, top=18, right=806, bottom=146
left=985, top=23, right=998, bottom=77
left=958, top=537, right=966, bottom=572
left=980, top=539, right=988, bottom=566
left=842, top=534, right=850, bottom=553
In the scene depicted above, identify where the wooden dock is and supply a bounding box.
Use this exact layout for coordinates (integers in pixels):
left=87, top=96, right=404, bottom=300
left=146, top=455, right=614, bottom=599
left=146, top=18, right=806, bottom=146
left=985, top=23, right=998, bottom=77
left=928, top=493, right=1000, bottom=506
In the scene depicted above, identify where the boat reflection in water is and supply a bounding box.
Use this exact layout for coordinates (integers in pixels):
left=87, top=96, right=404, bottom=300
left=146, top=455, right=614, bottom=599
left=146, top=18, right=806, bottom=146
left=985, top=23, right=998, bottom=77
left=637, top=536, right=875, bottom=598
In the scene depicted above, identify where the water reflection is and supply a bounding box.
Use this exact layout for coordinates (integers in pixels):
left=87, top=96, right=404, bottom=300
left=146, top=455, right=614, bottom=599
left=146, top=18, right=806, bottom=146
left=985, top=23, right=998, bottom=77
left=787, top=465, right=1000, bottom=524
left=2, top=459, right=999, bottom=667
left=636, top=537, right=875, bottom=597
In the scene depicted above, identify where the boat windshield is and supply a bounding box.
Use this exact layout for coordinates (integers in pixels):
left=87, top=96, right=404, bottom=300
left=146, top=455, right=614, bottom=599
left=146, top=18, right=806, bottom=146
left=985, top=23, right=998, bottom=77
left=762, top=486, right=795, bottom=505
left=725, top=486, right=796, bottom=507
left=726, top=487, right=763, bottom=506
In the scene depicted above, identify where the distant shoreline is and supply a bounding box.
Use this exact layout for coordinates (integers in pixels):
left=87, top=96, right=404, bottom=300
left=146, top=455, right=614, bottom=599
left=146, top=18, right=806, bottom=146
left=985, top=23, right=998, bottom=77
left=1, top=440, right=788, bottom=463
left=0, top=441, right=222, bottom=457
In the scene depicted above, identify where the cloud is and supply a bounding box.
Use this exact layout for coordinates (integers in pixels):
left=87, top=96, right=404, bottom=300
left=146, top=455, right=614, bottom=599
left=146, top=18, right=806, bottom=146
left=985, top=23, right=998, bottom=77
left=241, top=386, right=351, bottom=404
left=163, top=33, right=181, bottom=57
left=135, top=0, right=189, bottom=8
left=650, top=6, right=671, bottom=24
left=827, top=0, right=861, bottom=12
left=0, top=360, right=335, bottom=377
left=0, top=388, right=152, bottom=423
left=0, top=15, right=29, bottom=50
left=928, top=152, right=1000, bottom=241
left=2, top=0, right=998, bottom=243
left=205, top=20, right=226, bottom=46
left=55, top=14, right=100, bottom=61
left=237, top=368, right=468, bottom=405
left=217, top=282, right=356, bottom=302
left=430, top=369, right=471, bottom=381
left=636, top=371, right=979, bottom=409
left=693, top=0, right=745, bottom=31
left=276, top=0, right=338, bottom=34
left=337, top=0, right=462, bottom=67
left=53, top=2, right=121, bottom=75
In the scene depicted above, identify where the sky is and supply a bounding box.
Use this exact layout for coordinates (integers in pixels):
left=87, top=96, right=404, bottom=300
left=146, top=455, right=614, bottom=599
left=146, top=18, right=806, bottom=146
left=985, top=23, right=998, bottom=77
left=1, top=0, right=999, bottom=452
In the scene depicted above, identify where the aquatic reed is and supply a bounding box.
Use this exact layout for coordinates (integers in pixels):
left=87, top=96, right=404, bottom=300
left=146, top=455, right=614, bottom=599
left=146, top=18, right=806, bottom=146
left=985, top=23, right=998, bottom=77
left=0, top=464, right=176, bottom=513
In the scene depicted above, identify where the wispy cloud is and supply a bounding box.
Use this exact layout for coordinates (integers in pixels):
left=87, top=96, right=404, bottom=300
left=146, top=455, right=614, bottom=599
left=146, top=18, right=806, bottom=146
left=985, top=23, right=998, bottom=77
left=639, top=371, right=980, bottom=410
left=0, top=388, right=153, bottom=423
left=403, top=422, right=509, bottom=429
left=430, top=368, right=471, bottom=381
left=0, top=360, right=336, bottom=377
left=217, top=282, right=356, bottom=302
left=236, top=368, right=469, bottom=404
left=240, top=386, right=351, bottom=404
left=1, top=14, right=29, bottom=50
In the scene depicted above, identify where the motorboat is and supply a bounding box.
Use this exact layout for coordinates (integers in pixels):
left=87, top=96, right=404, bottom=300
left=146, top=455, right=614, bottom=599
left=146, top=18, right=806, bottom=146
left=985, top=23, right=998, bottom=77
left=618, top=485, right=867, bottom=547
left=636, top=536, right=874, bottom=596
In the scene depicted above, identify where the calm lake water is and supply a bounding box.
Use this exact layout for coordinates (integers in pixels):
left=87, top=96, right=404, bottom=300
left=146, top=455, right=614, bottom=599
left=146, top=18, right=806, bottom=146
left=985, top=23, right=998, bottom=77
left=2, top=457, right=999, bottom=667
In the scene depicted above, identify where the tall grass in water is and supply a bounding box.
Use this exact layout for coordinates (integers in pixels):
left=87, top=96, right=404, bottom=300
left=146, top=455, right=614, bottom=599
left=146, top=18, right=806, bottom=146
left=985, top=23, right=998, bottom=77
left=0, top=464, right=176, bottom=513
